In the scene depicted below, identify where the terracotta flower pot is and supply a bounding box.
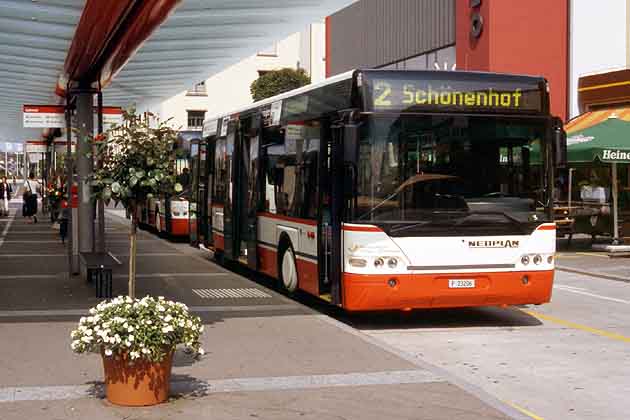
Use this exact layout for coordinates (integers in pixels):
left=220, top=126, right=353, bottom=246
left=102, top=350, right=174, bottom=406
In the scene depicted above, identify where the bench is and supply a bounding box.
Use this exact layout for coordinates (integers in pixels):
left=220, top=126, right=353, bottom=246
left=79, top=252, right=121, bottom=298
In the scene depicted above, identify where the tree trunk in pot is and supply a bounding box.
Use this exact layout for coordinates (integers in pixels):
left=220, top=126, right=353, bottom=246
left=128, top=214, right=137, bottom=299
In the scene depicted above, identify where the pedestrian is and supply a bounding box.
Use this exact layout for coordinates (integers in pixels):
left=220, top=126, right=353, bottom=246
left=23, top=172, right=39, bottom=223
left=0, top=176, right=12, bottom=217
left=12, top=175, right=16, bottom=190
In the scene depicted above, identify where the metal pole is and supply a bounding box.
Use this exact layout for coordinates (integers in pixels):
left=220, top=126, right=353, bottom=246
left=76, top=87, right=95, bottom=270
left=568, top=168, right=574, bottom=210
left=612, top=162, right=619, bottom=244
left=96, top=91, right=105, bottom=253
left=65, top=98, right=76, bottom=275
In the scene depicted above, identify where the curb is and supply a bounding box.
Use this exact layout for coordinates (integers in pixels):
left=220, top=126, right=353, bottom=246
left=556, top=266, right=630, bottom=283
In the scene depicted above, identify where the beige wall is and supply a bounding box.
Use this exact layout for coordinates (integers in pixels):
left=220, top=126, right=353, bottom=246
left=570, top=0, right=629, bottom=118
left=150, top=23, right=326, bottom=131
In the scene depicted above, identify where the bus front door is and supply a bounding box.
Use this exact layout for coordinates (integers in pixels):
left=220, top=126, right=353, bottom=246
left=202, top=138, right=214, bottom=248
left=319, top=120, right=344, bottom=305
left=223, top=121, right=237, bottom=260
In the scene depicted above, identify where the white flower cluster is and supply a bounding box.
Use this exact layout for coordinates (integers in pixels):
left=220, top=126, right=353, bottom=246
left=70, top=295, right=204, bottom=363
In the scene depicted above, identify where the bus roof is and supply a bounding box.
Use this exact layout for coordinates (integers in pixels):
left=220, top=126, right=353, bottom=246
left=202, top=69, right=356, bottom=128
left=202, top=69, right=549, bottom=134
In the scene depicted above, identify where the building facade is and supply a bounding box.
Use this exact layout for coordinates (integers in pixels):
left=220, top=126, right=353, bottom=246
left=150, top=23, right=326, bottom=134
left=326, top=0, right=630, bottom=122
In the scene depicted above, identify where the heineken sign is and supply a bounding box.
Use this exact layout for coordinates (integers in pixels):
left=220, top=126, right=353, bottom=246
left=602, top=149, right=630, bottom=162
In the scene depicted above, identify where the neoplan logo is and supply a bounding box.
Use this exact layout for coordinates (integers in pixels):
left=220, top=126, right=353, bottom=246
left=468, top=240, right=519, bottom=248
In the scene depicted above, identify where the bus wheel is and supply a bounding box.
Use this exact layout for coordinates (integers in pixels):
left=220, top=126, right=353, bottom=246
left=279, top=245, right=298, bottom=293
left=155, top=208, right=161, bottom=232
left=214, top=250, right=224, bottom=265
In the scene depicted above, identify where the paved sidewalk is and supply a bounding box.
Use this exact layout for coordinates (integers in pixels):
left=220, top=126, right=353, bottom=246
left=556, top=237, right=630, bottom=282
left=0, top=205, right=528, bottom=420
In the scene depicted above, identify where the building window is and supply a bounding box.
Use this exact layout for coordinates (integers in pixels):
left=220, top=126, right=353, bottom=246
left=257, top=43, right=278, bottom=57
left=187, top=111, right=206, bottom=130
left=186, top=81, right=207, bottom=96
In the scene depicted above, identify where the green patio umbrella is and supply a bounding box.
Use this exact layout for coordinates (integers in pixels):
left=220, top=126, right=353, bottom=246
left=565, top=116, right=630, bottom=242
left=567, top=117, right=630, bottom=163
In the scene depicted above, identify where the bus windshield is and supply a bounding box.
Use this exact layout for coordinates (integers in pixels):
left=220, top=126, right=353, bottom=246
left=352, top=114, right=549, bottom=236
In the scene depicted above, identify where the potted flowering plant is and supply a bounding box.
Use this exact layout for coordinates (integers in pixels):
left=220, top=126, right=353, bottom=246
left=71, top=295, right=204, bottom=406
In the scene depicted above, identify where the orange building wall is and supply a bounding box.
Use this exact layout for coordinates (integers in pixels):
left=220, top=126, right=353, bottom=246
left=456, top=0, right=569, bottom=121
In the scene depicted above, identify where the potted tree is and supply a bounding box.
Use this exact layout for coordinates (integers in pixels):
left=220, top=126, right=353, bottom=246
left=90, top=108, right=182, bottom=298
left=77, top=109, right=193, bottom=406
left=71, top=295, right=204, bottom=406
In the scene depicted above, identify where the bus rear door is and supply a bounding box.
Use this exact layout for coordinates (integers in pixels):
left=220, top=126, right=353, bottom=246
left=231, top=115, right=260, bottom=269
left=189, top=140, right=200, bottom=245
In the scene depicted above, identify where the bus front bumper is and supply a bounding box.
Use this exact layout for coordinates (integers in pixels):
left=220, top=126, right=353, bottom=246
left=342, top=270, right=554, bottom=311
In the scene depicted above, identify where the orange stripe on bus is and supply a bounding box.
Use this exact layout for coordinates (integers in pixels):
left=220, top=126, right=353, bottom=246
left=536, top=224, right=556, bottom=231
left=342, top=224, right=382, bottom=232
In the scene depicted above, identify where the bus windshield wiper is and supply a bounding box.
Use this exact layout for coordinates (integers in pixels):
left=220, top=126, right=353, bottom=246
left=454, top=210, right=524, bottom=226
left=389, top=220, right=433, bottom=233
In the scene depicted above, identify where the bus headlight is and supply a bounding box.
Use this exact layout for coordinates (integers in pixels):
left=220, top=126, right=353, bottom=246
left=374, top=258, right=385, bottom=268
left=547, top=255, right=554, bottom=264
left=387, top=257, right=398, bottom=268
left=533, top=254, right=543, bottom=265
left=521, top=255, right=530, bottom=265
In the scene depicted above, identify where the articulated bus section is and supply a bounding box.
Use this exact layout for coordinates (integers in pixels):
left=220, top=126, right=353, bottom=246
left=152, top=69, right=566, bottom=311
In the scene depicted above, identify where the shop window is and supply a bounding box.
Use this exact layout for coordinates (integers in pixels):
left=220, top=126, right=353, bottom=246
left=257, top=43, right=278, bottom=57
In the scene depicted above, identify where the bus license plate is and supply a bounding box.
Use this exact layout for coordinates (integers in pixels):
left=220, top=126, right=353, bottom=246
left=448, top=279, right=475, bottom=289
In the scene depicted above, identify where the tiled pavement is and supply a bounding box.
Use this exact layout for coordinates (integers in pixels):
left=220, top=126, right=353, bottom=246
left=0, top=198, right=529, bottom=420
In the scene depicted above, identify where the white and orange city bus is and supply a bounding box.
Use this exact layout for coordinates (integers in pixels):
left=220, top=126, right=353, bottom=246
left=137, top=135, right=195, bottom=238
left=192, top=69, right=566, bottom=311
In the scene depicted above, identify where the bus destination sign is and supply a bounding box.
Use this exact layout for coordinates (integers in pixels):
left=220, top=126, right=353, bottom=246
left=366, top=77, right=544, bottom=114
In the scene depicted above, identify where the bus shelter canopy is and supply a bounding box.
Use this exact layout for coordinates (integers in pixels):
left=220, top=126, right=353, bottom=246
left=0, top=0, right=357, bottom=142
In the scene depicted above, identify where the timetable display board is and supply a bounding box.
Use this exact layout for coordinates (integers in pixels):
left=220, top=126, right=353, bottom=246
left=361, top=70, right=546, bottom=114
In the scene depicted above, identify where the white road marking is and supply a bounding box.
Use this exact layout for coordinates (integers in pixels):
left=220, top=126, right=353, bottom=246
left=193, top=288, right=272, bottom=299
left=0, top=210, right=15, bottom=248
left=0, top=304, right=299, bottom=318
left=553, top=284, right=587, bottom=291
left=107, top=252, right=122, bottom=265
left=0, top=369, right=441, bottom=403
left=554, top=284, right=630, bottom=304
left=0, top=274, right=59, bottom=279
left=0, top=272, right=230, bottom=280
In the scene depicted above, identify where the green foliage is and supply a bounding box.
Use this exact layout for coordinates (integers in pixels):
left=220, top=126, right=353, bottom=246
left=90, top=108, right=182, bottom=216
left=250, top=68, right=311, bottom=102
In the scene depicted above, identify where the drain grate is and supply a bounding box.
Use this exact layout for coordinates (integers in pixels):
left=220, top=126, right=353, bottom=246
left=192, top=288, right=272, bottom=299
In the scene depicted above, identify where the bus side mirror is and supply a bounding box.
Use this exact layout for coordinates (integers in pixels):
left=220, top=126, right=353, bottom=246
left=271, top=167, right=284, bottom=186
left=344, top=124, right=360, bottom=164
left=554, top=125, right=567, bottom=168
